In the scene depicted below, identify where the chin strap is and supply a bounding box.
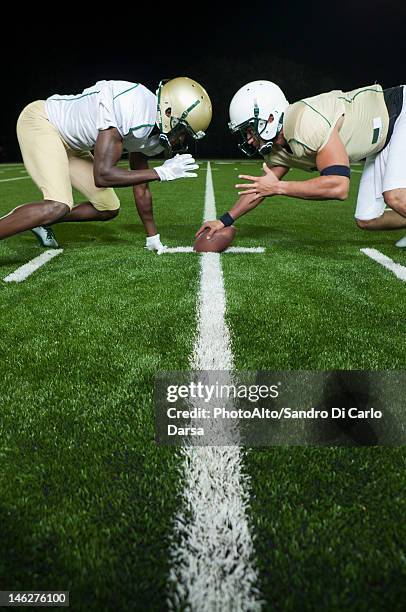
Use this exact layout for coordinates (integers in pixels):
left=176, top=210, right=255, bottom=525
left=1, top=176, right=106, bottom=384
left=258, top=113, right=284, bottom=155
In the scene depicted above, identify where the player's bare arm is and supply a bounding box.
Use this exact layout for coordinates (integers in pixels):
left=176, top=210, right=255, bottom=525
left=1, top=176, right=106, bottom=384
left=94, top=128, right=160, bottom=187
left=236, top=127, right=350, bottom=201
left=129, top=152, right=158, bottom=237
left=196, top=165, right=288, bottom=239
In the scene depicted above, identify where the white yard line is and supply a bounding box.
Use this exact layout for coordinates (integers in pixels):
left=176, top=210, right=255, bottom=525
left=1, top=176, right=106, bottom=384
left=361, top=248, right=406, bottom=281
left=0, top=176, right=30, bottom=183
left=163, top=246, right=195, bottom=253
left=163, top=246, right=265, bottom=254
left=168, top=163, right=261, bottom=611
left=225, top=246, right=265, bottom=253
left=3, top=249, right=63, bottom=283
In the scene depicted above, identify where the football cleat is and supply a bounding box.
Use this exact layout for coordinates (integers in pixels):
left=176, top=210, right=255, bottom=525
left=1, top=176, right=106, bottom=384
left=395, top=235, right=406, bottom=248
left=31, top=225, right=59, bottom=248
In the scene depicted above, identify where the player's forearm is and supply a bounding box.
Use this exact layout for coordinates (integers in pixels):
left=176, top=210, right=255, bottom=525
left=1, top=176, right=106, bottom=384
left=134, top=188, right=157, bottom=236
left=95, top=166, right=160, bottom=188
left=229, top=194, right=265, bottom=220
left=275, top=176, right=349, bottom=200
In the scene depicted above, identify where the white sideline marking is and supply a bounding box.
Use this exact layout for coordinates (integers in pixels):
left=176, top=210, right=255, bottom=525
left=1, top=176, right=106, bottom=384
left=3, top=249, right=63, bottom=283
left=0, top=176, right=30, bottom=183
left=164, top=246, right=265, bottom=254
left=168, top=163, right=261, bottom=610
left=361, top=248, right=406, bottom=281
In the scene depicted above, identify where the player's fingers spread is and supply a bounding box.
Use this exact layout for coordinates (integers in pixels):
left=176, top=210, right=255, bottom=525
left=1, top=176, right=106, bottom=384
left=235, top=182, right=256, bottom=189
left=238, top=189, right=257, bottom=195
left=238, top=174, right=255, bottom=181
left=184, top=172, right=198, bottom=178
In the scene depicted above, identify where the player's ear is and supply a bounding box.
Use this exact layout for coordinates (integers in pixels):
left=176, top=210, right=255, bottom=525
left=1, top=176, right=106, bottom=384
left=268, top=114, right=275, bottom=124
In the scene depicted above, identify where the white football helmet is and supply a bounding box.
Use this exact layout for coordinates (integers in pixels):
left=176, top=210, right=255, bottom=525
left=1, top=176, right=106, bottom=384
left=156, top=77, right=212, bottom=154
left=228, top=80, right=289, bottom=156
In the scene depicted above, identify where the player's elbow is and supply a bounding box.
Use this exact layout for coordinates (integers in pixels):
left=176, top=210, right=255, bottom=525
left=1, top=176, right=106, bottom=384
left=333, top=179, right=349, bottom=201
left=335, top=188, right=348, bottom=201
left=94, top=174, right=111, bottom=188
left=94, top=166, right=113, bottom=188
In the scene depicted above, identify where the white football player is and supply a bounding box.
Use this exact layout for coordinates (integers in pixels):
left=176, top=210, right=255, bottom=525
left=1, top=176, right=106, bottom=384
left=1, top=77, right=212, bottom=253
left=197, top=79, right=406, bottom=247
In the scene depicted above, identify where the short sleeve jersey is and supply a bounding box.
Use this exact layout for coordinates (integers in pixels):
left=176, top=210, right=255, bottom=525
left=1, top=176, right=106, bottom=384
left=46, top=80, right=164, bottom=156
left=264, top=84, right=389, bottom=171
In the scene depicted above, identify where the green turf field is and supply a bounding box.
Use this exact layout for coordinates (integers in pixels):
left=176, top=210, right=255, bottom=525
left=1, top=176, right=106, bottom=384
left=0, top=161, right=405, bottom=610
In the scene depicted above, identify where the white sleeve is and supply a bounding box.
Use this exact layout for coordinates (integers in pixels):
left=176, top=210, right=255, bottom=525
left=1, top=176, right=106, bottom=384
left=115, top=84, right=157, bottom=139
left=96, top=81, right=119, bottom=132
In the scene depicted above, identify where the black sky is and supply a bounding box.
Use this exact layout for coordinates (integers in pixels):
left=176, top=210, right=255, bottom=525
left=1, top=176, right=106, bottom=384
left=2, top=1, right=406, bottom=159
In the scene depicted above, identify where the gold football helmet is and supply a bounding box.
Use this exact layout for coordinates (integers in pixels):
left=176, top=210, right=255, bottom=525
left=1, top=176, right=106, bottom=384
left=156, top=77, right=212, bottom=153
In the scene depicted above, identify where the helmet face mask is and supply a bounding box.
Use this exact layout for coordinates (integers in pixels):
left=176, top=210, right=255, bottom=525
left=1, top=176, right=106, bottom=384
left=230, top=117, right=282, bottom=157
left=156, top=77, right=212, bottom=155
left=231, top=121, right=262, bottom=157
left=158, top=122, right=190, bottom=155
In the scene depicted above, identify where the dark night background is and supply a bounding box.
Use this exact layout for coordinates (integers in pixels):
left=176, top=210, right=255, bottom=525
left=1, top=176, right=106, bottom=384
left=1, top=1, right=405, bottom=161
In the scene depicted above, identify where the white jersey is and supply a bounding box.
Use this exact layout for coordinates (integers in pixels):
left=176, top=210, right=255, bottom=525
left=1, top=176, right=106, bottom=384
left=45, top=80, right=164, bottom=156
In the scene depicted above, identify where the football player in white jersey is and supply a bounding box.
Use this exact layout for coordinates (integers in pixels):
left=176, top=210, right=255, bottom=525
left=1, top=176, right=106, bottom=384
left=1, top=77, right=212, bottom=253
left=197, top=80, right=406, bottom=248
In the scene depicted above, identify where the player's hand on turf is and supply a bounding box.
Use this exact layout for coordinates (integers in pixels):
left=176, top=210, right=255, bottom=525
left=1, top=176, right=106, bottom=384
left=155, top=154, right=199, bottom=181
left=235, top=162, right=279, bottom=196
left=145, top=233, right=167, bottom=255
left=195, top=220, right=224, bottom=239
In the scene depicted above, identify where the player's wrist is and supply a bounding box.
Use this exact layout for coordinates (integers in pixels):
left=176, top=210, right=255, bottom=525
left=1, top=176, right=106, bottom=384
left=219, top=212, right=235, bottom=227
left=273, top=180, right=285, bottom=195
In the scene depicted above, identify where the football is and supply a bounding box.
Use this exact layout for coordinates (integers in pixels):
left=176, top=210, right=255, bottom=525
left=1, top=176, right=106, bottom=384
left=194, top=226, right=236, bottom=253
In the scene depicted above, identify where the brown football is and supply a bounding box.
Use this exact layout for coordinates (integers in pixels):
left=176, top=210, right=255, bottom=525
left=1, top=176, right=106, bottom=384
left=194, top=226, right=236, bottom=253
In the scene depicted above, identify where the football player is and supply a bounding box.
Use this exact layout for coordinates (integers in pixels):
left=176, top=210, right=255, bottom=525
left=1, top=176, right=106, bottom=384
left=2, top=77, right=212, bottom=253
left=197, top=80, right=406, bottom=247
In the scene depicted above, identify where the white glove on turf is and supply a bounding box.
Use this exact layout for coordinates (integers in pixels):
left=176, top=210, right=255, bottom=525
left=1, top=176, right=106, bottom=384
left=145, top=234, right=167, bottom=255
left=155, top=154, right=199, bottom=181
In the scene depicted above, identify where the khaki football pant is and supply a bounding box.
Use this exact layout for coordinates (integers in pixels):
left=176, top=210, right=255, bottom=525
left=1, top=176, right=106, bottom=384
left=16, top=100, right=120, bottom=211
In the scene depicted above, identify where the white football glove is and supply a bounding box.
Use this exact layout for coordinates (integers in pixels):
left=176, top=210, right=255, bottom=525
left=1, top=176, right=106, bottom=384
left=145, top=234, right=167, bottom=255
left=154, top=154, right=199, bottom=181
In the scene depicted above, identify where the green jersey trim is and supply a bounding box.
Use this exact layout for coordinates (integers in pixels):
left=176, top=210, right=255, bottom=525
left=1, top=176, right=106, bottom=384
left=113, top=84, right=139, bottom=100
left=48, top=91, right=100, bottom=101
left=299, top=101, right=331, bottom=127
